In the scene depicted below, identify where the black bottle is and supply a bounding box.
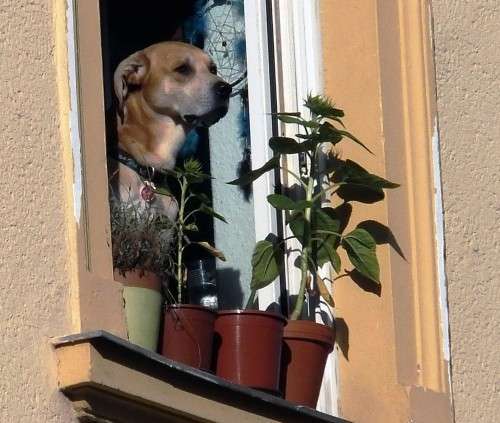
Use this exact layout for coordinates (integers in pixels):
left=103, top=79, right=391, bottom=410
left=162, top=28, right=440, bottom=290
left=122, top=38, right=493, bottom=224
left=186, top=259, right=218, bottom=310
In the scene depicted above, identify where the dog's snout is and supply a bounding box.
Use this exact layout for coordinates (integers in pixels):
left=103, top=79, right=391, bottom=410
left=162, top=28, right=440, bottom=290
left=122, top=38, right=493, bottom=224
left=214, top=81, right=232, bottom=99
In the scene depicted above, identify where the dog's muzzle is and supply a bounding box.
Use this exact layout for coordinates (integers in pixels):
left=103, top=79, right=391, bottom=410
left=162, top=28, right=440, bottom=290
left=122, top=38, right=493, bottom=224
left=183, top=81, right=232, bottom=127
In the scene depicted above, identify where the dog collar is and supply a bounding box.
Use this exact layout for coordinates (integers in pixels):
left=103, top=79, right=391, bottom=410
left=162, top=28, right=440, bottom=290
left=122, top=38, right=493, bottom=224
left=116, top=148, right=157, bottom=181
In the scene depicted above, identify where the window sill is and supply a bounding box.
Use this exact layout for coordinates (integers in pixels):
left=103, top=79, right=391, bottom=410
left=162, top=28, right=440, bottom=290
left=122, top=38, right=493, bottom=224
left=53, top=331, right=349, bottom=423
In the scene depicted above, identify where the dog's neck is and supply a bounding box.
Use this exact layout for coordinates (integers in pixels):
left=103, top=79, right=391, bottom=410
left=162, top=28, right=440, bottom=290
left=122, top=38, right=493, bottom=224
left=117, top=94, right=189, bottom=170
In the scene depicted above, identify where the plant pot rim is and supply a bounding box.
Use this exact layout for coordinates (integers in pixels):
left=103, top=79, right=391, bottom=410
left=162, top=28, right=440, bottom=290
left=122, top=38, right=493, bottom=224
left=113, top=268, right=161, bottom=291
left=166, top=304, right=216, bottom=313
left=284, top=319, right=335, bottom=349
left=217, top=309, right=287, bottom=323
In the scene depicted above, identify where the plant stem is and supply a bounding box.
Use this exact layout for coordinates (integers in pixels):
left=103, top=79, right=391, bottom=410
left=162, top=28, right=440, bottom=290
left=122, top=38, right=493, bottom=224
left=177, top=176, right=187, bottom=303
left=290, top=165, right=316, bottom=320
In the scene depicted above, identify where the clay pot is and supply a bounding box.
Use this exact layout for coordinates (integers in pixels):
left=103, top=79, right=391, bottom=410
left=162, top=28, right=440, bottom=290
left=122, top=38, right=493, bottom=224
left=162, top=304, right=216, bottom=371
left=114, top=269, right=163, bottom=352
left=214, top=310, right=286, bottom=393
left=281, top=320, right=335, bottom=408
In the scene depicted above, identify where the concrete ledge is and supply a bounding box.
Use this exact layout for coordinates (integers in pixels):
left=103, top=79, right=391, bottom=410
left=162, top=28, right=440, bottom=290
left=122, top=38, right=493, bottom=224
left=53, top=331, right=350, bottom=423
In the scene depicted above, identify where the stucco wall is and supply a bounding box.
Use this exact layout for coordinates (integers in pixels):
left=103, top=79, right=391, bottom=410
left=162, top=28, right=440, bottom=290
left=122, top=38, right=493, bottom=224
left=0, top=0, right=76, bottom=421
left=431, top=1, right=500, bottom=422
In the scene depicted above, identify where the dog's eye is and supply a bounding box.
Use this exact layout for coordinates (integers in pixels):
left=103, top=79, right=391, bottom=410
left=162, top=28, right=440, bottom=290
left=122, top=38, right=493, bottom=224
left=174, top=63, right=191, bottom=75
left=209, top=64, right=217, bottom=75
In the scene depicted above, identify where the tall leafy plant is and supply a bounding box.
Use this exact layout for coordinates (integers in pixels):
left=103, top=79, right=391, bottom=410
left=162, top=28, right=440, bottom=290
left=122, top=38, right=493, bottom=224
left=230, top=95, right=399, bottom=320
left=164, top=158, right=227, bottom=303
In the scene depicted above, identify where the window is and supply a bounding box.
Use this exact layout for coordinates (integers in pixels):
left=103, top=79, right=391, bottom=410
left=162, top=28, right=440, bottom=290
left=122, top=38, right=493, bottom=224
left=61, top=0, right=335, bottom=418
left=61, top=1, right=453, bottom=421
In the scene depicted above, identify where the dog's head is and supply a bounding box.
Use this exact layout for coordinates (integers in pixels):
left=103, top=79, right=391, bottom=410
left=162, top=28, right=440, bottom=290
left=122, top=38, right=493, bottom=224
left=114, top=42, right=231, bottom=128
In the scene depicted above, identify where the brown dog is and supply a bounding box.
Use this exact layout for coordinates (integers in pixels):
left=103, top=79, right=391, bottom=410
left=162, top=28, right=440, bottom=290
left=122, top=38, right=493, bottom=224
left=114, top=41, right=231, bottom=170
left=111, top=42, right=231, bottom=220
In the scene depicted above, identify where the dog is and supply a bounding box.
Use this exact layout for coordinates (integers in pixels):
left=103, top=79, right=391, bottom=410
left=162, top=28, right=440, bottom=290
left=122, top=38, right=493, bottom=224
left=110, top=41, right=232, bottom=220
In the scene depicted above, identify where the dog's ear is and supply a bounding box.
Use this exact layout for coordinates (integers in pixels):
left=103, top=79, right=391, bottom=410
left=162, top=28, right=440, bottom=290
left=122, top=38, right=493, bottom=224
left=113, top=51, right=150, bottom=122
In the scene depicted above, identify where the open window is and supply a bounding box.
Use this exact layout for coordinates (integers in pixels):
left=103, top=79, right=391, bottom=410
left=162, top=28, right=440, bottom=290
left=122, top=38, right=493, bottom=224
left=61, top=0, right=339, bottom=418
left=99, top=0, right=286, bottom=311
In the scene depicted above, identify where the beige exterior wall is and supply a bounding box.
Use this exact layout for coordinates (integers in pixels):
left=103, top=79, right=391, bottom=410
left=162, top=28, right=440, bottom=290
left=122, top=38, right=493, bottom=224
left=0, top=0, right=76, bottom=422
left=432, top=1, right=500, bottom=422
left=0, top=1, right=498, bottom=422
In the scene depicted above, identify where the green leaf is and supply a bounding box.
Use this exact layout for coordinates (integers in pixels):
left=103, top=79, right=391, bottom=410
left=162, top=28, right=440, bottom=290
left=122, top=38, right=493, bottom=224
left=289, top=213, right=306, bottom=244
left=194, top=192, right=211, bottom=204
left=194, top=242, right=226, bottom=261
left=333, top=159, right=400, bottom=203
left=304, top=94, right=345, bottom=118
left=276, top=115, right=304, bottom=125
left=251, top=239, right=282, bottom=290
left=228, top=156, right=279, bottom=186
left=335, top=128, right=373, bottom=154
left=342, top=228, right=380, bottom=282
left=312, top=208, right=341, bottom=269
left=314, top=237, right=341, bottom=272
left=269, top=137, right=311, bottom=154
left=199, top=204, right=227, bottom=223
left=309, top=122, right=371, bottom=153
left=272, top=111, right=301, bottom=117
left=184, top=223, right=199, bottom=232
left=182, top=158, right=210, bottom=183
left=276, top=114, right=320, bottom=129
left=313, top=208, right=342, bottom=241
left=267, top=194, right=312, bottom=211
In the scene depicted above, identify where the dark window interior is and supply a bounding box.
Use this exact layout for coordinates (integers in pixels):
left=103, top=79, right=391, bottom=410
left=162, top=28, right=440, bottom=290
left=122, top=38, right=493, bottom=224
left=99, top=0, right=215, bottom=274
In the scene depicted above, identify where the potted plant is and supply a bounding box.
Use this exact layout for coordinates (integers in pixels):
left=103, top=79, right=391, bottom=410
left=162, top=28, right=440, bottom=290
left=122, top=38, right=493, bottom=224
left=230, top=95, right=399, bottom=407
left=160, top=158, right=226, bottom=371
left=110, top=195, right=175, bottom=352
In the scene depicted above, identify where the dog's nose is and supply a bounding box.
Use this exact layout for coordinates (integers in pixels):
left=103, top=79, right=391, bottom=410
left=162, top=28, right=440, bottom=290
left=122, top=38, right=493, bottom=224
left=214, top=81, right=232, bottom=99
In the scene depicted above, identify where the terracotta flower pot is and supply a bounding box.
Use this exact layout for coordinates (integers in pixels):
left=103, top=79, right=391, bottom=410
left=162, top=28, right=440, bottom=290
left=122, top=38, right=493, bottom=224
left=161, top=304, right=216, bottom=371
left=281, top=320, right=335, bottom=408
left=114, top=269, right=162, bottom=352
left=214, top=310, right=286, bottom=393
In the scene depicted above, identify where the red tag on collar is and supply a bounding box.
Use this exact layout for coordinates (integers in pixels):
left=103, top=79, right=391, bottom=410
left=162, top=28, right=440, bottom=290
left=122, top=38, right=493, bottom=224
left=140, top=181, right=156, bottom=203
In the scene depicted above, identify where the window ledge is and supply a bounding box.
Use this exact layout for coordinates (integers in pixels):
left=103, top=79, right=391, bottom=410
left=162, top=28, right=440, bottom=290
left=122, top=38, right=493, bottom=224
left=53, top=331, right=350, bottom=423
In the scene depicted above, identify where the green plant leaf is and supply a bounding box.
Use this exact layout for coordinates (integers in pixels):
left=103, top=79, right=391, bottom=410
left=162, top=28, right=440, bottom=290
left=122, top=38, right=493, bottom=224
left=276, top=115, right=304, bottom=125
left=276, top=114, right=320, bottom=129
left=227, top=156, right=279, bottom=186
left=267, top=194, right=312, bottom=211
left=335, top=128, right=373, bottom=154
left=316, top=275, right=335, bottom=307
left=182, top=158, right=210, bottom=183
left=317, top=122, right=344, bottom=144
left=194, top=192, right=211, bottom=204
left=199, top=204, right=227, bottom=223
left=251, top=239, right=282, bottom=290
left=312, top=208, right=341, bottom=270
left=313, top=208, right=342, bottom=241
left=184, top=223, right=199, bottom=232
left=194, top=242, right=226, bottom=261
left=341, top=228, right=380, bottom=282
left=333, top=159, right=400, bottom=203
left=295, top=123, right=343, bottom=148
left=269, top=136, right=311, bottom=154
left=272, top=111, right=301, bottom=117
left=289, top=213, right=306, bottom=245
left=314, top=237, right=341, bottom=272
left=304, top=94, right=345, bottom=119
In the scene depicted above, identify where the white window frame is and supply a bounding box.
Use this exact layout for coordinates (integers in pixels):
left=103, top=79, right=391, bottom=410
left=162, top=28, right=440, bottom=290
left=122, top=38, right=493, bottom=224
left=245, top=0, right=339, bottom=415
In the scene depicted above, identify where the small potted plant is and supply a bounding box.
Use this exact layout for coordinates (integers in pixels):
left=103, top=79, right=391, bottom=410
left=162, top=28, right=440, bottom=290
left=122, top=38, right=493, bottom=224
left=160, top=158, right=227, bottom=371
left=110, top=195, right=175, bottom=352
left=230, top=95, right=399, bottom=407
